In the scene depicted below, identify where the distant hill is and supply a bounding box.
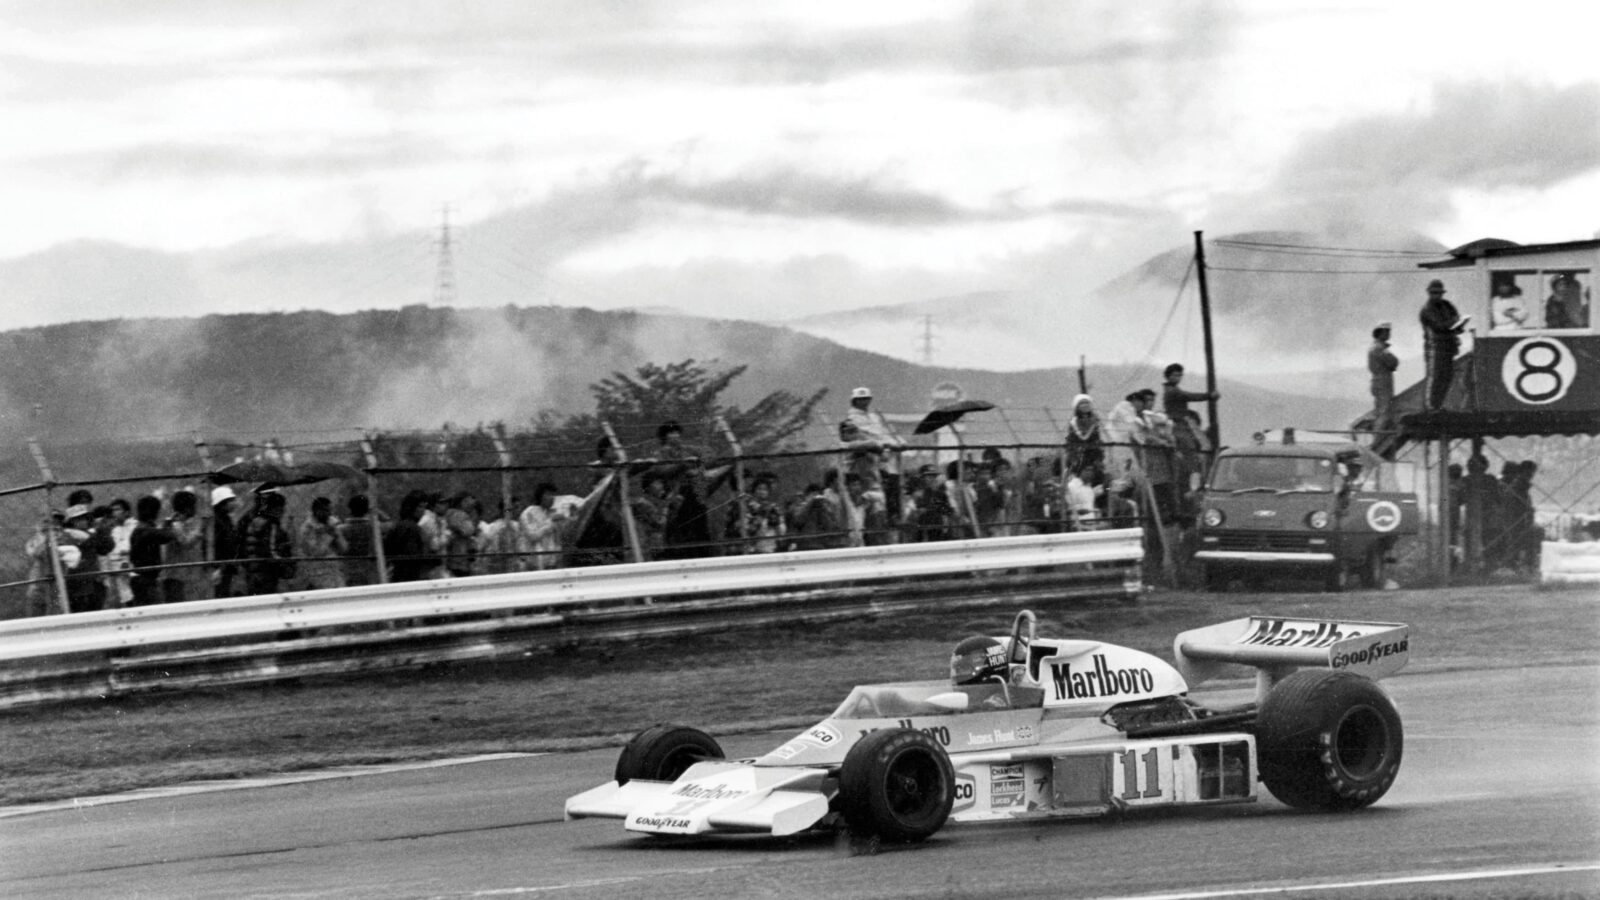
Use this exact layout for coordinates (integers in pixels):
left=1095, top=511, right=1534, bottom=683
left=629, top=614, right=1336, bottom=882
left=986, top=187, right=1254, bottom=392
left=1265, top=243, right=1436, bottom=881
left=0, top=305, right=1369, bottom=460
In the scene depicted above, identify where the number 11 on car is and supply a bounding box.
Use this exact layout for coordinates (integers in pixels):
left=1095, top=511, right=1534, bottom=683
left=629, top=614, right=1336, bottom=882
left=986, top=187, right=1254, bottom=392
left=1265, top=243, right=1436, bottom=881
left=1114, top=745, right=1169, bottom=803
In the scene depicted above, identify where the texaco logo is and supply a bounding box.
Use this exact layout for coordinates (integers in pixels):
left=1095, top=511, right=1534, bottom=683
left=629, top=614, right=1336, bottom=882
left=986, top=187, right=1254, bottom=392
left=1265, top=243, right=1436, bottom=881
left=1500, top=336, right=1575, bottom=406
left=1366, top=501, right=1402, bottom=533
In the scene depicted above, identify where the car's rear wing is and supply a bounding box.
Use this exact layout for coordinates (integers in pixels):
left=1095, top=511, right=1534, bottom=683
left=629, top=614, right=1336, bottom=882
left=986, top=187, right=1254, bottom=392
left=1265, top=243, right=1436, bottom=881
left=1174, top=616, right=1410, bottom=699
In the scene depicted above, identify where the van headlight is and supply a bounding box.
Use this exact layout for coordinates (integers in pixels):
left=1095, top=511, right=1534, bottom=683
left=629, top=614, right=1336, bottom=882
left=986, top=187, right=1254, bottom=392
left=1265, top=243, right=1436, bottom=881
left=1202, top=508, right=1224, bottom=527
left=1307, top=510, right=1331, bottom=529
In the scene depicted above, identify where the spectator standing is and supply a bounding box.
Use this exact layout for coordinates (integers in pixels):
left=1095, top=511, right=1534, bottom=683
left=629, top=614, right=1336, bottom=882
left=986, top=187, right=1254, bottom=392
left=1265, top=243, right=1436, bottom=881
left=338, top=494, right=381, bottom=586
left=240, top=490, right=295, bottom=595
left=741, top=472, right=786, bottom=553
left=656, top=422, right=714, bottom=559
left=1063, top=394, right=1105, bottom=477
left=26, top=506, right=112, bottom=615
left=787, top=480, right=840, bottom=550
left=1367, top=323, right=1399, bottom=433
left=210, top=487, right=241, bottom=598
left=442, top=492, right=480, bottom=577
left=1161, top=366, right=1215, bottom=495
left=161, top=490, right=208, bottom=603
left=902, top=464, right=947, bottom=542
left=1103, top=392, right=1147, bottom=482
left=1419, top=279, right=1467, bottom=410
left=973, top=455, right=1013, bottom=536
left=23, top=510, right=67, bottom=616
left=838, top=386, right=906, bottom=503
left=1461, top=454, right=1505, bottom=572
left=128, top=495, right=176, bottom=606
left=475, top=500, right=524, bottom=575
left=943, top=460, right=980, bottom=538
left=839, top=472, right=885, bottom=547
left=1062, top=465, right=1100, bottom=531
left=1508, top=461, right=1541, bottom=573
left=103, top=498, right=135, bottom=607
left=1446, top=462, right=1464, bottom=568
left=1160, top=364, right=1217, bottom=428
left=384, top=490, right=432, bottom=582
left=296, top=495, right=348, bottom=590
left=630, top=475, right=671, bottom=559
left=417, top=493, right=448, bottom=578
left=1136, top=397, right=1183, bottom=526
left=520, top=482, right=570, bottom=570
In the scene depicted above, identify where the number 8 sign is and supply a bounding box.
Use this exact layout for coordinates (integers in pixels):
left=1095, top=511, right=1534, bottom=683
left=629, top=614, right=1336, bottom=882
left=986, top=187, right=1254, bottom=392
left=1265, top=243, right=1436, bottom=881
left=1500, top=337, right=1575, bottom=406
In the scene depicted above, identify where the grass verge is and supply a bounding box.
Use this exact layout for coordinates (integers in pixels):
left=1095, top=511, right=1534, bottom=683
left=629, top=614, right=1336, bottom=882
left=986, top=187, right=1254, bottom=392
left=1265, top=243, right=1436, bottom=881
left=2, top=582, right=1593, bottom=805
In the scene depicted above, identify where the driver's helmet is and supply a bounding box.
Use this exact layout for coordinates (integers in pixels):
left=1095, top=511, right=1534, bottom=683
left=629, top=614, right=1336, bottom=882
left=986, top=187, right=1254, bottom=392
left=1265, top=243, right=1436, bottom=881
left=950, top=635, right=1010, bottom=685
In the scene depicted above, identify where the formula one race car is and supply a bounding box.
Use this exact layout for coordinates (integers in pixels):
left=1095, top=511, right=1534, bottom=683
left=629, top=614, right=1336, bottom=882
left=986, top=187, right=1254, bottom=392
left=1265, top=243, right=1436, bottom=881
left=565, top=610, right=1410, bottom=842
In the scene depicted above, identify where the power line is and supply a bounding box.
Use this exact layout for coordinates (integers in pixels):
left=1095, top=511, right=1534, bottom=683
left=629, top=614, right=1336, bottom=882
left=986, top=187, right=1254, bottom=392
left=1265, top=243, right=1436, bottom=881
left=1207, top=264, right=1423, bottom=275
left=1211, top=238, right=1438, bottom=257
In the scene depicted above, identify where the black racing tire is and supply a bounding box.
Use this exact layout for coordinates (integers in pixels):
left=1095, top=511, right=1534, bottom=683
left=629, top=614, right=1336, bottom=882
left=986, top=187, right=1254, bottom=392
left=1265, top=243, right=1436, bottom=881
left=838, top=728, right=955, bottom=842
left=614, top=724, right=724, bottom=785
left=1256, top=670, right=1403, bottom=811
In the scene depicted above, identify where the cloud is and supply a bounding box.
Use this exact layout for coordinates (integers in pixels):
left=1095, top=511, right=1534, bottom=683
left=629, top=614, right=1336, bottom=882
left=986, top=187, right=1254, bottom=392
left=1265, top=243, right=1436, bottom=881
left=1228, top=80, right=1600, bottom=235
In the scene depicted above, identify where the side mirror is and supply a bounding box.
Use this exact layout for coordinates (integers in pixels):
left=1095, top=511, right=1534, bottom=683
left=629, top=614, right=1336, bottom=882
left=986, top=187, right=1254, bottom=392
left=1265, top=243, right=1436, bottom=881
left=926, top=692, right=970, bottom=712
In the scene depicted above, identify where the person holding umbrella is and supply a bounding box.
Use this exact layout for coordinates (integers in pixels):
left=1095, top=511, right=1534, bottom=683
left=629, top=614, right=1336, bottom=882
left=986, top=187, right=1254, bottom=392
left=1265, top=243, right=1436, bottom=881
left=240, top=489, right=295, bottom=596
left=839, top=387, right=906, bottom=493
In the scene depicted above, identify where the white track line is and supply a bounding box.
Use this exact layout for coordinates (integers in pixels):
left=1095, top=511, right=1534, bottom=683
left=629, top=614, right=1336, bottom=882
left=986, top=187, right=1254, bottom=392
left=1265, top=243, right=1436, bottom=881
left=1079, top=861, right=1600, bottom=900
left=0, top=753, right=541, bottom=819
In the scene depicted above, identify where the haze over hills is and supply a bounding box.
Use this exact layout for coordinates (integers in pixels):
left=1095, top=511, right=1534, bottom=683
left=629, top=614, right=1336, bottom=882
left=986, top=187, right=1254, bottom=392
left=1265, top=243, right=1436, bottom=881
left=781, top=230, right=1454, bottom=399
left=0, top=227, right=1459, bottom=461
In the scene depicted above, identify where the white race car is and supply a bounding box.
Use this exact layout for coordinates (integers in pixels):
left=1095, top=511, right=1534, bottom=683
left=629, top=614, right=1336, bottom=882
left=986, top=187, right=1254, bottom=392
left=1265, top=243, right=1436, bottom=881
left=565, top=610, right=1409, bottom=842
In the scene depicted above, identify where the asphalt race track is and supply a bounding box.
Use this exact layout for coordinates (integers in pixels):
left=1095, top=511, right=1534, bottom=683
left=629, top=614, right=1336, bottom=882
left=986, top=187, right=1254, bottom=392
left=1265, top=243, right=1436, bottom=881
left=3, top=665, right=1597, bottom=900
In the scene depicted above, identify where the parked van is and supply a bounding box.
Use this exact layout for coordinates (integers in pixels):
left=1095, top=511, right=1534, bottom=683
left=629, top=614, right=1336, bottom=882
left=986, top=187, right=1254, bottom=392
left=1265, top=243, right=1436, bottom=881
left=1194, top=435, right=1419, bottom=591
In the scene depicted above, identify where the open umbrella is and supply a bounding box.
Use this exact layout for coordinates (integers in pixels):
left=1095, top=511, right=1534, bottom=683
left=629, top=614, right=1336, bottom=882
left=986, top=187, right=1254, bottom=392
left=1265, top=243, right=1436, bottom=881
left=212, top=459, right=363, bottom=487
left=914, top=400, right=997, bottom=435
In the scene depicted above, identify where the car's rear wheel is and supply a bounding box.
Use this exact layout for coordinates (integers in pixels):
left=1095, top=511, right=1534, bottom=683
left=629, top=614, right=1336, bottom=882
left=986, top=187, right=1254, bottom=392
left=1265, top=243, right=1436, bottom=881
left=1256, top=670, right=1402, bottom=810
left=614, top=724, right=724, bottom=785
left=838, top=728, right=954, bottom=842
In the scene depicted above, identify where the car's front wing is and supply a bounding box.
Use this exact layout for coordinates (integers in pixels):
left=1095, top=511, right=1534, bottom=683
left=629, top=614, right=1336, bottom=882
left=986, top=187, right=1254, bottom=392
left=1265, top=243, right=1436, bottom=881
left=564, top=760, right=834, bottom=837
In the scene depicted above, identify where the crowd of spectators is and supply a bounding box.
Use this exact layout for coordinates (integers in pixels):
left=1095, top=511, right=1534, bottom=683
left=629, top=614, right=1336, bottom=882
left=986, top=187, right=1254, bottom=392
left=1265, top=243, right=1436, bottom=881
left=1446, top=455, right=1545, bottom=574
left=17, top=369, right=1225, bottom=615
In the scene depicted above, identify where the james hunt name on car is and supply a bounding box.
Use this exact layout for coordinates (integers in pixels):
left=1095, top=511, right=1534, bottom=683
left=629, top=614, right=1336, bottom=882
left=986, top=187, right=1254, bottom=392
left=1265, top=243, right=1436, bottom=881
left=1051, top=654, right=1156, bottom=701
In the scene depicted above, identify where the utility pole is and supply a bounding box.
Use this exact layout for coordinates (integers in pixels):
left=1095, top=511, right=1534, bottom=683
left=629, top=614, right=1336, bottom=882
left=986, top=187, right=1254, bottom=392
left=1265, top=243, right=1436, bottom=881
left=918, top=315, right=937, bottom=365
left=1194, top=230, right=1221, bottom=450
left=434, top=205, right=457, bottom=307
left=1077, top=355, right=1088, bottom=395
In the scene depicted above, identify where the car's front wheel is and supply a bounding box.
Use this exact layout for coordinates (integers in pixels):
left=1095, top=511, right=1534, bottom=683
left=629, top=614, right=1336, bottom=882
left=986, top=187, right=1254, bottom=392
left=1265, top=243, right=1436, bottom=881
left=837, top=728, right=954, bottom=842
left=1256, top=670, right=1402, bottom=810
left=614, top=724, right=724, bottom=785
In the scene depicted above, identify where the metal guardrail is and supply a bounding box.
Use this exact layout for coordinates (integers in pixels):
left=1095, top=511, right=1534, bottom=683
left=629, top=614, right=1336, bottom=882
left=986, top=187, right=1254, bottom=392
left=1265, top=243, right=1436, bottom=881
left=0, top=529, right=1144, bottom=707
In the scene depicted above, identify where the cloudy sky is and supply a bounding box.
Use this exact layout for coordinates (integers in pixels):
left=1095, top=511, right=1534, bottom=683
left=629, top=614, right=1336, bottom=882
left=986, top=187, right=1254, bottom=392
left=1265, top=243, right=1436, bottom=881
left=4, top=0, right=1599, bottom=335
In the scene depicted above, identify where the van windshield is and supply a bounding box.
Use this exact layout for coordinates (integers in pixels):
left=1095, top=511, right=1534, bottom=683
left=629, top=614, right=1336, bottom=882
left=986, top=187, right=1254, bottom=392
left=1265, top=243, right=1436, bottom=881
left=1209, top=455, right=1335, bottom=494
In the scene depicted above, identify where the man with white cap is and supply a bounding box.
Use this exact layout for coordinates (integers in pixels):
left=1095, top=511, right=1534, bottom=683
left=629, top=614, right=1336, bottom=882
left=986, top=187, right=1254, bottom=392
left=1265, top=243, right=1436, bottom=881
left=210, top=486, right=241, bottom=598
left=839, top=386, right=906, bottom=493
left=1368, top=322, right=1399, bottom=432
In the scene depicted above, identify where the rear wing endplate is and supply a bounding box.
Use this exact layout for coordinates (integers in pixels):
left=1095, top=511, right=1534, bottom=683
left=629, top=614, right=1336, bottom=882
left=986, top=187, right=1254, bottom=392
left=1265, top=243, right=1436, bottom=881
left=1174, top=616, right=1410, bottom=691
